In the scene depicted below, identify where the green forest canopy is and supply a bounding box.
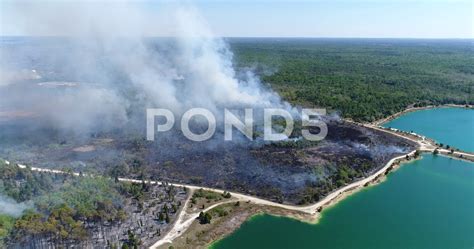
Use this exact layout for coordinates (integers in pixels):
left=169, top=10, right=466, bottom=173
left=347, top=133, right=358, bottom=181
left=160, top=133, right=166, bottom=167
left=230, top=38, right=474, bottom=122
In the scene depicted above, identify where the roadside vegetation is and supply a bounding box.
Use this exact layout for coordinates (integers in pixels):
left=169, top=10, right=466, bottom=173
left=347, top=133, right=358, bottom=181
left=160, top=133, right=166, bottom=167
left=0, top=214, right=15, bottom=247
left=0, top=160, right=186, bottom=248
left=0, top=160, right=128, bottom=242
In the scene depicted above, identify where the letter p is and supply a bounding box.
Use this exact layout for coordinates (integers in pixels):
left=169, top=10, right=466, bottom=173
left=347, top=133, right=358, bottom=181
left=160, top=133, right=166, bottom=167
left=147, top=109, right=175, bottom=141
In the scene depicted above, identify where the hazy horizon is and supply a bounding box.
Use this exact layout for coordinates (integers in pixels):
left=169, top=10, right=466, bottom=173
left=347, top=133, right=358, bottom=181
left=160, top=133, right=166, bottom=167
left=0, top=0, right=472, bottom=39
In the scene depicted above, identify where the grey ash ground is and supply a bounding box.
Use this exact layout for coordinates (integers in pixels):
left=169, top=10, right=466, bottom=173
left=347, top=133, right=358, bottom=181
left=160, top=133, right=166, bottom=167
left=0, top=117, right=416, bottom=205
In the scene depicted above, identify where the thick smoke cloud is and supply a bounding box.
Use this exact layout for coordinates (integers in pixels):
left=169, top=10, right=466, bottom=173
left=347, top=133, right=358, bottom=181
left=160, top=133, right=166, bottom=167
left=0, top=2, right=292, bottom=137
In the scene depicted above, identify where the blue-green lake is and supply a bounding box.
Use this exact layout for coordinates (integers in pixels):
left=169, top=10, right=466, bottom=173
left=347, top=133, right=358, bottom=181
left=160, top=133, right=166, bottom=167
left=211, top=108, right=474, bottom=249
left=383, top=107, right=474, bottom=152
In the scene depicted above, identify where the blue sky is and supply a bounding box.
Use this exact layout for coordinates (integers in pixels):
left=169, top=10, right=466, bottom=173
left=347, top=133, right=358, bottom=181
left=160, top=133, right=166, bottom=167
left=196, top=0, right=472, bottom=38
left=1, top=0, right=472, bottom=38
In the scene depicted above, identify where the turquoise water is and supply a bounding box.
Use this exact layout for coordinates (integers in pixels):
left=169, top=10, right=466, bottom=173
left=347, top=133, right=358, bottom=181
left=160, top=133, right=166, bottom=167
left=383, top=107, right=474, bottom=152
left=211, top=107, right=474, bottom=249
left=211, top=155, right=474, bottom=249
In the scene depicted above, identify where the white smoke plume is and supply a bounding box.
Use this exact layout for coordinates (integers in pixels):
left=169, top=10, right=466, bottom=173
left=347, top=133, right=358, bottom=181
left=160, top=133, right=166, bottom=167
left=0, top=195, right=31, bottom=217
left=0, top=1, right=292, bottom=136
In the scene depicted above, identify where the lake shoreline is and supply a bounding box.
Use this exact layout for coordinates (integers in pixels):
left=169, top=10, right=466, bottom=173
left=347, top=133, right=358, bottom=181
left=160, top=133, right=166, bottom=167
left=172, top=105, right=474, bottom=249
left=203, top=150, right=474, bottom=249
left=167, top=149, right=425, bottom=249
left=209, top=153, right=474, bottom=249
left=372, top=104, right=473, bottom=126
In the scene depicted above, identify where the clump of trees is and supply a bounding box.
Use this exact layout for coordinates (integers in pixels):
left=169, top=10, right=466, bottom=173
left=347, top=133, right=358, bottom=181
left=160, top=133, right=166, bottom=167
left=414, top=150, right=421, bottom=158
left=14, top=204, right=88, bottom=242
left=121, top=230, right=141, bottom=249
left=193, top=189, right=222, bottom=201
left=198, top=212, right=212, bottom=224
left=211, top=207, right=229, bottom=217
left=0, top=215, right=15, bottom=247
left=333, top=165, right=358, bottom=187
left=0, top=160, right=130, bottom=245
left=222, top=191, right=232, bottom=198
left=296, top=161, right=376, bottom=205
left=157, top=204, right=172, bottom=223
left=0, top=161, right=54, bottom=202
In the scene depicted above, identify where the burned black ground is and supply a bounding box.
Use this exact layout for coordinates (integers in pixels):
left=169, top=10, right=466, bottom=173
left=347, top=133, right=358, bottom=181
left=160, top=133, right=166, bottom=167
left=0, top=116, right=416, bottom=205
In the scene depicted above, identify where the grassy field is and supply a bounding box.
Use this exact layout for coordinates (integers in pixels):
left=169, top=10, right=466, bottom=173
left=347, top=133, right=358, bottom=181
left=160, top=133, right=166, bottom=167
left=230, top=38, right=474, bottom=122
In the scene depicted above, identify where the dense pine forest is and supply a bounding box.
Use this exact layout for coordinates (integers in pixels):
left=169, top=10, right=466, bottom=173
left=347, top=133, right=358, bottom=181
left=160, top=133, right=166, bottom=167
left=230, top=38, right=474, bottom=122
